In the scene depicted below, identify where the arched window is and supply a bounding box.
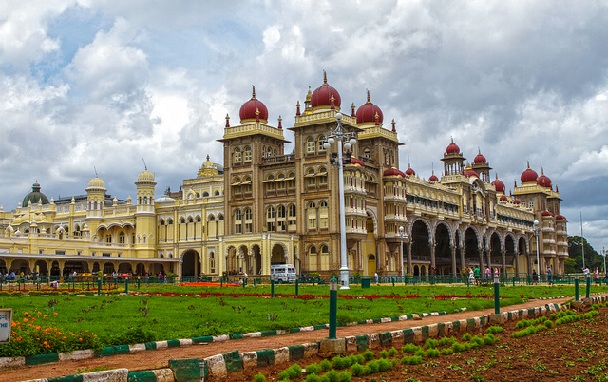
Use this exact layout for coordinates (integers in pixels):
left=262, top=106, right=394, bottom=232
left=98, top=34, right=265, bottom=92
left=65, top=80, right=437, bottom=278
left=266, top=206, right=276, bottom=232
left=244, top=146, right=252, bottom=162
left=306, top=136, right=315, bottom=154
left=317, top=135, right=327, bottom=152
left=307, top=201, right=317, bottom=229
left=244, top=207, right=253, bottom=233
left=319, top=200, right=329, bottom=228
left=364, top=148, right=371, bottom=159
left=233, top=147, right=242, bottom=164
left=234, top=209, right=242, bottom=234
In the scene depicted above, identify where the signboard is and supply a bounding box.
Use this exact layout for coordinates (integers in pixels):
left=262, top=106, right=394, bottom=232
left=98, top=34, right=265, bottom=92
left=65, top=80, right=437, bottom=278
left=0, top=309, right=12, bottom=344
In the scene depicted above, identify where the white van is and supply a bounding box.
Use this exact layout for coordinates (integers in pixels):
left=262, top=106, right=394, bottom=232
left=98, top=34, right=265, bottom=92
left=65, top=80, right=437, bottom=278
left=271, top=264, right=296, bottom=283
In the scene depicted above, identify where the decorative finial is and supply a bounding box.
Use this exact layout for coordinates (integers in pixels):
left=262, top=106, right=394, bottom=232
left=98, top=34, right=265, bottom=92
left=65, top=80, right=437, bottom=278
left=330, top=95, right=335, bottom=110
left=374, top=112, right=379, bottom=125
left=206, top=154, right=210, bottom=161
left=351, top=103, right=355, bottom=117
left=367, top=89, right=371, bottom=104
left=141, top=159, right=147, bottom=171
left=526, top=161, right=530, bottom=168
left=277, top=115, right=282, bottom=129
left=94, top=166, right=98, bottom=177
left=252, top=85, right=256, bottom=99
left=295, top=101, right=301, bottom=116
left=391, top=119, right=396, bottom=132
left=225, top=113, right=230, bottom=127
left=323, top=70, right=327, bottom=85
left=255, top=107, right=260, bottom=122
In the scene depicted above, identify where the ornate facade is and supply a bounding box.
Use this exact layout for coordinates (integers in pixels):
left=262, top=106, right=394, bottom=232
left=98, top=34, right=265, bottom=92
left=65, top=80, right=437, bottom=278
left=0, top=74, right=568, bottom=279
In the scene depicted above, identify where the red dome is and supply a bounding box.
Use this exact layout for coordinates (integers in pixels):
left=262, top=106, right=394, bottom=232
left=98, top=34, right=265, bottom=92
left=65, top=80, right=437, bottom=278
left=446, top=138, right=460, bottom=154
left=355, top=90, right=384, bottom=124
left=350, top=157, right=366, bottom=166
left=521, top=163, right=539, bottom=183
left=541, top=210, right=554, bottom=217
left=514, top=199, right=521, bottom=204
left=463, top=166, right=479, bottom=178
left=405, top=165, right=415, bottom=176
left=311, top=71, right=341, bottom=109
left=556, top=215, right=566, bottom=221
left=492, top=177, right=505, bottom=193
left=239, top=86, right=269, bottom=123
left=474, top=151, right=486, bottom=164
left=383, top=167, right=404, bottom=177
left=500, top=195, right=508, bottom=201
left=429, top=173, right=439, bottom=182
left=537, top=168, right=552, bottom=188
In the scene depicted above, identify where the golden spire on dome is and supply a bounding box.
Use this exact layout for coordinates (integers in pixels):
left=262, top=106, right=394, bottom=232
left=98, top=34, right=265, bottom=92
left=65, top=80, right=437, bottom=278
left=306, top=86, right=312, bottom=101
left=323, top=70, right=328, bottom=85
left=252, top=85, right=257, bottom=99
left=367, top=89, right=371, bottom=104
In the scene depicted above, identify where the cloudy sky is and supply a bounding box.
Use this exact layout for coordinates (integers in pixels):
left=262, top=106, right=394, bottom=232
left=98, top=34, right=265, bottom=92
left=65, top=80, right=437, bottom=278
left=1, top=1, right=607, bottom=252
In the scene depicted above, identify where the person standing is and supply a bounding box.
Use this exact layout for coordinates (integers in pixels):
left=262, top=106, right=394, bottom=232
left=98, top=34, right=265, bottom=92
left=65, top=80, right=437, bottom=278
left=532, top=270, right=539, bottom=285
left=474, top=265, right=481, bottom=285
left=374, top=272, right=379, bottom=285
left=485, top=267, right=491, bottom=282
left=547, top=266, right=553, bottom=285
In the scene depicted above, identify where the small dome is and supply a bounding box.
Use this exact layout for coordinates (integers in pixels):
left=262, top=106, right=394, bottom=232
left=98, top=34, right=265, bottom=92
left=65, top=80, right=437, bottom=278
left=383, top=167, right=405, bottom=177
left=473, top=149, right=486, bottom=163
left=355, top=90, right=384, bottom=124
left=405, top=165, right=415, bottom=176
left=537, top=168, right=552, bottom=188
left=429, top=173, right=439, bottom=182
left=514, top=199, right=521, bottom=204
left=22, top=181, right=49, bottom=206
left=521, top=162, right=539, bottom=183
left=311, top=71, right=341, bottom=109
left=446, top=138, right=460, bottom=154
left=138, top=169, right=155, bottom=182
left=492, top=175, right=505, bottom=193
left=463, top=164, right=479, bottom=178
left=500, top=195, right=508, bottom=201
left=86, top=177, right=106, bottom=192
left=239, top=86, right=269, bottom=123
left=556, top=215, right=566, bottom=221
left=541, top=210, right=554, bottom=217
left=349, top=157, right=366, bottom=167
left=155, top=195, right=175, bottom=203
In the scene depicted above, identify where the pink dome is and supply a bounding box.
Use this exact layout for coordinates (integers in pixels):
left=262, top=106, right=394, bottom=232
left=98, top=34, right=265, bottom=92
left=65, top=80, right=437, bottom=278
left=355, top=90, right=384, bottom=124
left=239, top=86, right=269, bottom=123
left=473, top=149, right=486, bottom=163
left=429, top=173, right=439, bottom=182
left=405, top=165, right=415, bottom=176
left=311, top=71, right=341, bottom=109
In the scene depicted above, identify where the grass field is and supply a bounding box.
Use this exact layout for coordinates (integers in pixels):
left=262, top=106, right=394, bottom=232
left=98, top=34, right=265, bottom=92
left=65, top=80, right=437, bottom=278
left=0, top=282, right=605, bottom=357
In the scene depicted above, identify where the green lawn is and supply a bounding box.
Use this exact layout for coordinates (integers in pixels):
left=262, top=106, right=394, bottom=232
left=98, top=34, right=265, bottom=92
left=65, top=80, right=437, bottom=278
left=0, top=282, right=604, bottom=357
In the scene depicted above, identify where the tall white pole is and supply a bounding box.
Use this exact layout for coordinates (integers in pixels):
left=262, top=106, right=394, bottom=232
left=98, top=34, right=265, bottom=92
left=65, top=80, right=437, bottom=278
left=533, top=220, right=540, bottom=277
left=336, top=128, right=350, bottom=289
left=399, top=226, right=405, bottom=279
left=580, top=212, right=585, bottom=269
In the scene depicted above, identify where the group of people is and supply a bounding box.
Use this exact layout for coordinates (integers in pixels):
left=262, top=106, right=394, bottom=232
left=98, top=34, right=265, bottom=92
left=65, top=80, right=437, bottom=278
left=531, top=266, right=553, bottom=285
left=466, top=266, right=500, bottom=285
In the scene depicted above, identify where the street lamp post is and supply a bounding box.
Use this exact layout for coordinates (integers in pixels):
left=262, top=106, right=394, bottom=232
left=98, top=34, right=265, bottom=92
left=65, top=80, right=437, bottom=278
left=324, top=112, right=356, bottom=290
left=398, top=226, right=407, bottom=280
left=601, top=247, right=607, bottom=276
left=533, top=220, right=540, bottom=278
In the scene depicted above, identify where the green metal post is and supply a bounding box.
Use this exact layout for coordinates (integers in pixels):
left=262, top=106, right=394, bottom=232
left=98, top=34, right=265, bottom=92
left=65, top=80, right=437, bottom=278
left=271, top=279, right=275, bottom=298
left=391, top=277, right=395, bottom=287
left=493, top=277, right=500, bottom=315
left=220, top=277, right=223, bottom=288
left=138, top=277, right=141, bottom=290
left=125, top=278, right=129, bottom=294
left=295, top=279, right=299, bottom=296
left=512, top=276, right=516, bottom=287
left=586, top=276, right=591, bottom=298
left=98, top=277, right=102, bottom=296
left=575, top=279, right=580, bottom=301
left=329, top=277, right=338, bottom=339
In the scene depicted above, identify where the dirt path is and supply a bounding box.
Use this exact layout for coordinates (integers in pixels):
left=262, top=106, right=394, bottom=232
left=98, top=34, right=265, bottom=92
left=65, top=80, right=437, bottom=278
left=2, top=297, right=573, bottom=382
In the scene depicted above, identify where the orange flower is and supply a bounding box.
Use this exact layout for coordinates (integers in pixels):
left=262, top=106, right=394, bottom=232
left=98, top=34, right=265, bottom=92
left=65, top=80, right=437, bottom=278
left=23, top=318, right=28, bottom=322
left=37, top=311, right=41, bottom=316
left=79, top=337, right=83, bottom=341
left=53, top=312, right=58, bottom=316
left=16, top=336, right=22, bottom=341
left=11, top=322, right=16, bottom=327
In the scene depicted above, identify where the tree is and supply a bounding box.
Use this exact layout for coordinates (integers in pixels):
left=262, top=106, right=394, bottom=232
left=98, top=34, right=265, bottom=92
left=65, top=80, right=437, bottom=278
left=567, top=236, right=602, bottom=272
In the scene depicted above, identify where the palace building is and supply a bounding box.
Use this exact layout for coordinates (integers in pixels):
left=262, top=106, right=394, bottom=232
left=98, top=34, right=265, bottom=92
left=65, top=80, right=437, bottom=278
left=0, top=73, right=568, bottom=279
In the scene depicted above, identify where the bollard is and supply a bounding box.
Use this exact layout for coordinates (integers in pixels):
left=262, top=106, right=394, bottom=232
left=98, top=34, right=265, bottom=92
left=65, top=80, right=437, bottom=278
left=138, top=277, right=141, bottom=290
left=391, top=277, right=395, bottom=287
left=586, top=277, right=591, bottom=298
left=512, top=276, right=516, bottom=287
left=329, top=277, right=338, bottom=339
left=271, top=279, right=275, bottom=298
left=125, top=278, right=129, bottom=294
left=295, top=279, right=299, bottom=296
left=220, top=277, right=223, bottom=288
left=575, top=278, right=580, bottom=301
left=98, top=277, right=102, bottom=295
left=493, top=277, right=500, bottom=315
